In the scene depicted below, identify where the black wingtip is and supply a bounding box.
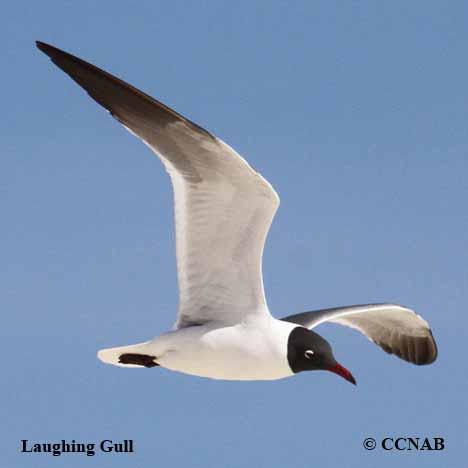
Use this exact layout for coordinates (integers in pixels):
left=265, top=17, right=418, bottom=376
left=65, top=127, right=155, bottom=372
left=36, top=41, right=64, bottom=59
left=34, top=39, right=217, bottom=141
left=36, top=41, right=76, bottom=63
left=424, top=328, right=438, bottom=365
left=36, top=40, right=51, bottom=53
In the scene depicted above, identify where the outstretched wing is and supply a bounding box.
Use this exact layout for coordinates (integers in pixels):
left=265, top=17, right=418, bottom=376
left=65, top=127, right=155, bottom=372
left=37, top=41, right=279, bottom=328
left=281, top=304, right=437, bottom=365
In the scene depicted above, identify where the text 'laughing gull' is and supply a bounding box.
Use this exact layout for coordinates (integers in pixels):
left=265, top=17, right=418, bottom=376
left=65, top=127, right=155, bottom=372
left=37, top=41, right=438, bottom=384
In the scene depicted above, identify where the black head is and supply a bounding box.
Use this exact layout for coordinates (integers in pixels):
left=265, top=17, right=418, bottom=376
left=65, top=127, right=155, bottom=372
left=287, top=327, right=356, bottom=385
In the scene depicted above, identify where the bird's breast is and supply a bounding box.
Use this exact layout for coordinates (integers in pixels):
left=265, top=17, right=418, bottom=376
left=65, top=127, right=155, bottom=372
left=155, top=321, right=294, bottom=381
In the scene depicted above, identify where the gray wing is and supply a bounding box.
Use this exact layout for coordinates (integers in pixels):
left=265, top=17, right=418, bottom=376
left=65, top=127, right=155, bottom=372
left=37, top=41, right=279, bottom=328
left=281, top=304, right=437, bottom=365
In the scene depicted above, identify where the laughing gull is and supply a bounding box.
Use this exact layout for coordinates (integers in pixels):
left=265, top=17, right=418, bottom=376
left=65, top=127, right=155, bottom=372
left=37, top=41, right=437, bottom=383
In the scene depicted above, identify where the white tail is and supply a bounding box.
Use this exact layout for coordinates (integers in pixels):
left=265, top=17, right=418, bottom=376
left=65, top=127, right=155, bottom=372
left=97, top=341, right=156, bottom=368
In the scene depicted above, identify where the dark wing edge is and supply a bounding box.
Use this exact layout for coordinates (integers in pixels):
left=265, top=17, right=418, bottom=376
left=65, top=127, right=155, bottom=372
left=35, top=41, right=215, bottom=140
left=281, top=303, right=438, bottom=366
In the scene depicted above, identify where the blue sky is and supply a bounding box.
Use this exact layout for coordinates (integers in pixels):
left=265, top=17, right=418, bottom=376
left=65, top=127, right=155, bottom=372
left=2, top=1, right=467, bottom=467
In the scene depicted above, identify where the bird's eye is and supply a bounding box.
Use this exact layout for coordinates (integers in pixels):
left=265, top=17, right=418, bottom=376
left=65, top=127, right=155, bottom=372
left=304, top=350, right=314, bottom=359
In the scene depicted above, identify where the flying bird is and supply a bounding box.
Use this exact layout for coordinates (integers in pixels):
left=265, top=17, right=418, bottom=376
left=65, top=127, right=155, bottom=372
left=36, top=41, right=437, bottom=383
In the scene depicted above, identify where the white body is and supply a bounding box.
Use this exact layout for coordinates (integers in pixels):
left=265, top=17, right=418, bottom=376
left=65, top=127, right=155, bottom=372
left=98, top=316, right=297, bottom=381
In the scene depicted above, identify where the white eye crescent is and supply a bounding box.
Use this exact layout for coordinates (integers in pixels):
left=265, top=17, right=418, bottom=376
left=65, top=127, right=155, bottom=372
left=304, top=350, right=314, bottom=359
